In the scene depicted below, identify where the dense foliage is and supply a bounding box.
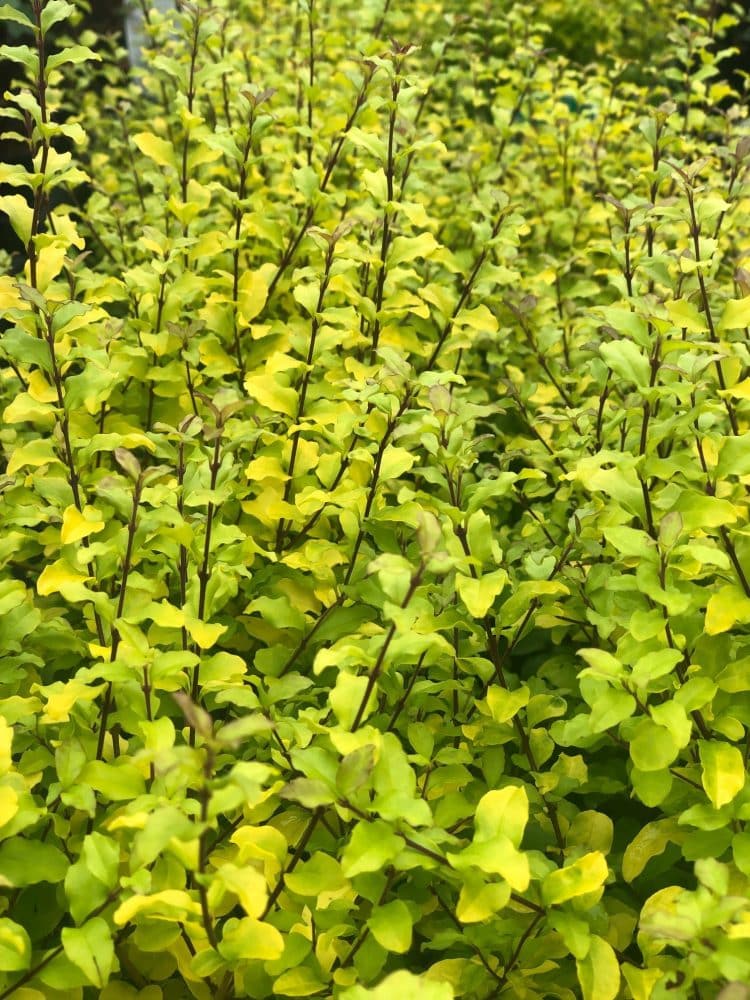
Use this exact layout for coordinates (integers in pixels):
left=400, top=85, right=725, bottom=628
left=1, top=1, right=750, bottom=998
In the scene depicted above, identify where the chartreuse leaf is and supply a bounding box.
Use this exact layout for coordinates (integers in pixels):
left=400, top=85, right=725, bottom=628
left=576, top=935, right=620, bottom=1000
left=340, top=970, right=453, bottom=1000
left=705, top=585, right=750, bottom=634
left=61, top=917, right=114, bottom=988
left=132, top=132, right=176, bottom=170
left=65, top=832, right=120, bottom=924
left=40, top=0, right=76, bottom=34
left=622, top=965, right=664, bottom=1000
left=622, top=819, right=682, bottom=882
left=542, top=852, right=608, bottom=905
left=0, top=839, right=67, bottom=885
left=448, top=787, right=530, bottom=890
left=548, top=911, right=591, bottom=959
left=719, top=295, right=750, bottom=330
left=699, top=740, right=745, bottom=808
left=0, top=918, right=31, bottom=971
left=0, top=4, right=34, bottom=29
left=0, top=195, right=33, bottom=245
left=368, top=899, right=413, bottom=953
left=237, top=269, right=269, bottom=323
left=341, top=819, right=402, bottom=877
left=285, top=852, right=348, bottom=897
left=456, top=871, right=510, bottom=923
left=218, top=917, right=284, bottom=961
left=485, top=684, right=529, bottom=723
left=60, top=505, right=105, bottom=544
left=600, top=339, right=650, bottom=387
left=456, top=569, right=508, bottom=617
left=629, top=718, right=681, bottom=771
left=114, top=889, right=202, bottom=925
left=330, top=671, right=372, bottom=730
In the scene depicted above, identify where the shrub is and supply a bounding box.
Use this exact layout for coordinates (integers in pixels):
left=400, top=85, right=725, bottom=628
left=1, top=2, right=750, bottom=999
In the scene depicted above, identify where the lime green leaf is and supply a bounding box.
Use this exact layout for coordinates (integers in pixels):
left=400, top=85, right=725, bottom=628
left=237, top=269, right=269, bottom=323
left=699, top=740, right=746, bottom=808
left=706, top=585, right=750, bottom=635
left=379, top=445, right=415, bottom=481
left=0, top=5, right=34, bottom=29
left=0, top=195, right=33, bottom=246
left=46, top=44, right=100, bottom=72
left=631, top=649, right=683, bottom=687
left=61, top=918, right=113, bottom=988
left=368, top=899, right=413, bottom=953
left=589, top=689, right=635, bottom=733
left=0, top=839, right=67, bottom=886
left=456, top=569, right=508, bottom=618
left=37, top=560, right=89, bottom=599
left=719, top=295, right=750, bottom=330
left=244, top=373, right=297, bottom=416
left=330, top=671, right=373, bottom=731
left=628, top=718, right=680, bottom=771
left=40, top=0, right=75, bottom=34
left=80, top=761, right=146, bottom=801
left=455, top=871, right=510, bottom=923
left=340, top=970, right=453, bottom=1000
left=622, top=964, right=664, bottom=1000
left=600, top=340, right=650, bottom=387
left=132, top=132, right=176, bottom=170
left=548, top=911, right=591, bottom=959
left=623, top=819, right=681, bottom=882
left=474, top=786, right=528, bottom=848
left=285, top=852, right=347, bottom=897
left=113, top=889, right=202, bottom=925
left=0, top=918, right=31, bottom=972
left=485, top=684, right=529, bottom=723
left=218, top=917, right=284, bottom=962
left=389, top=233, right=439, bottom=267
left=341, top=819, right=402, bottom=877
left=273, top=968, right=328, bottom=997
left=542, top=852, right=608, bottom=905
left=0, top=786, right=18, bottom=829
left=665, top=298, right=706, bottom=333
left=0, top=44, right=36, bottom=72
left=717, top=434, right=750, bottom=479
left=576, top=935, right=620, bottom=1000
left=448, top=836, right=530, bottom=889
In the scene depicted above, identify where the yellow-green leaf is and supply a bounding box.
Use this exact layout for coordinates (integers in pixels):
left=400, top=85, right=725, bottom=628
left=218, top=917, right=284, bottom=961
left=379, top=445, right=415, bottom=481
left=622, top=819, right=681, bottom=882
left=456, top=569, right=508, bottom=618
left=132, top=132, right=176, bottom=170
left=244, top=373, right=298, bottom=417
left=368, top=899, right=412, bottom=953
left=699, top=740, right=746, bottom=808
left=37, top=560, right=89, bottom=600
left=0, top=787, right=18, bottom=829
left=185, top=618, right=227, bottom=650
left=0, top=195, right=33, bottom=246
left=485, top=684, right=529, bottom=723
left=237, top=269, right=269, bottom=324
left=576, top=935, right=620, bottom=1000
left=705, top=585, right=750, bottom=635
left=389, top=232, right=439, bottom=267
left=542, top=852, right=608, bottom=905
left=719, top=295, right=750, bottom=330
left=60, top=505, right=105, bottom=544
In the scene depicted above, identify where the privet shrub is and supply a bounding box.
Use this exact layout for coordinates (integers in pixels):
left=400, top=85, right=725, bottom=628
left=1, top=2, right=750, bottom=998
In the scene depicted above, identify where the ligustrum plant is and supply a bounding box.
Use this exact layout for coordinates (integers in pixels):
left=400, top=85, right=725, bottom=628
left=1, top=0, right=750, bottom=997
